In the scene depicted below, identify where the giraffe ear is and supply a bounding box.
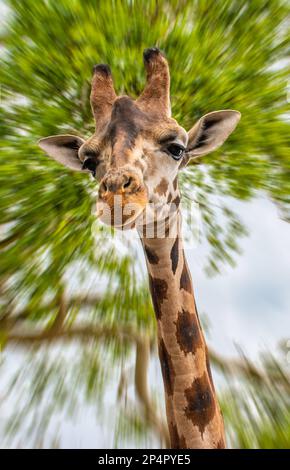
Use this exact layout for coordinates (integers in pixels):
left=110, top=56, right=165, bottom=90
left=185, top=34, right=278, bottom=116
left=185, top=110, right=241, bottom=161
left=38, top=135, right=85, bottom=171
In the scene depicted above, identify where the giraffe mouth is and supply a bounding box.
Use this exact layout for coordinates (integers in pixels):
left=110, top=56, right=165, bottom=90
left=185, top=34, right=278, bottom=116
left=96, top=188, right=148, bottom=229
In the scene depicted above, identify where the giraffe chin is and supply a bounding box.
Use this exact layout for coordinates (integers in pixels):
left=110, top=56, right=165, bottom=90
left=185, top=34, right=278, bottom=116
left=96, top=192, right=148, bottom=230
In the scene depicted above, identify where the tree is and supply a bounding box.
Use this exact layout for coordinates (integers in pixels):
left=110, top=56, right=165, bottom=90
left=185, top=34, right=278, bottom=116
left=0, top=0, right=290, bottom=448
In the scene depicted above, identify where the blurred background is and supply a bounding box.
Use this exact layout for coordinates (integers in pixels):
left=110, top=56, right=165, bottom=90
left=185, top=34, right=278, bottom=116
left=0, top=0, right=290, bottom=449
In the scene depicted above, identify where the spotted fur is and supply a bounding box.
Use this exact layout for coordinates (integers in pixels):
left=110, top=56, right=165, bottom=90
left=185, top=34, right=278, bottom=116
left=148, top=274, right=168, bottom=320
left=158, top=338, right=175, bottom=397
left=144, top=245, right=159, bottom=265
left=175, top=308, right=203, bottom=355
left=155, top=177, right=169, bottom=196
left=179, top=257, right=193, bottom=294
left=170, top=236, right=179, bottom=274
left=184, top=372, right=216, bottom=437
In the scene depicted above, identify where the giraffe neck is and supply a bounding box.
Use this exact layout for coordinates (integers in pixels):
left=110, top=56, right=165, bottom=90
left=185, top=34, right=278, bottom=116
left=140, top=210, right=226, bottom=449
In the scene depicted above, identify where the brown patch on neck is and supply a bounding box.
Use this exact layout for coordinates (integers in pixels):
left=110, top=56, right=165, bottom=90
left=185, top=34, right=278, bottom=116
left=155, top=177, right=169, bottom=196
left=144, top=245, right=159, bottom=265
left=158, top=338, right=175, bottom=397
left=179, top=257, right=193, bottom=294
left=148, top=274, right=168, bottom=320
left=172, top=194, right=180, bottom=207
left=164, top=216, right=170, bottom=238
left=170, top=236, right=179, bottom=274
left=175, top=308, right=203, bottom=355
left=184, top=371, right=216, bottom=437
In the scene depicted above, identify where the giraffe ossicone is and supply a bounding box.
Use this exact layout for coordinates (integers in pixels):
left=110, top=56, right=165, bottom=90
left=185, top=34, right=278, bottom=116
left=38, top=47, right=241, bottom=448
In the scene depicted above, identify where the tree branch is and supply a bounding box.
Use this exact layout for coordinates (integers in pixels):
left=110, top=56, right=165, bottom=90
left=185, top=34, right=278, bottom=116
left=209, top=347, right=290, bottom=391
left=0, top=294, right=103, bottom=329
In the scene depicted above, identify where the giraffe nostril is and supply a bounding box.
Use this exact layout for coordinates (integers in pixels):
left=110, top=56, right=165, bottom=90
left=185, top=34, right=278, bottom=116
left=123, top=177, right=132, bottom=189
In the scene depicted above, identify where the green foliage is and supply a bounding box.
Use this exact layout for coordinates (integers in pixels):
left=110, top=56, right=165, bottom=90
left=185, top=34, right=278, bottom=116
left=0, top=0, right=290, bottom=449
left=221, top=348, right=290, bottom=449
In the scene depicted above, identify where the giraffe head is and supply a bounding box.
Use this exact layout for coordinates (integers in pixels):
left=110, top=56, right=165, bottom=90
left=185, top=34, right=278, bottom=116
left=39, top=48, right=240, bottom=231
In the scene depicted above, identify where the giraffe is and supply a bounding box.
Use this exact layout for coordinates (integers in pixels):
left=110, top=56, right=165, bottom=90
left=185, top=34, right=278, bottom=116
left=38, top=47, right=240, bottom=448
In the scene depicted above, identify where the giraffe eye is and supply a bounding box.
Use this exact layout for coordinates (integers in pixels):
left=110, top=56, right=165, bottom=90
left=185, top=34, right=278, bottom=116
left=167, top=144, right=184, bottom=160
left=82, top=158, right=97, bottom=177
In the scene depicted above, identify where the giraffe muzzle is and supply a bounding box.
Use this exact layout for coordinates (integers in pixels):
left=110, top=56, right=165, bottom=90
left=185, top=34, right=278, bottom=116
left=96, top=170, right=148, bottom=228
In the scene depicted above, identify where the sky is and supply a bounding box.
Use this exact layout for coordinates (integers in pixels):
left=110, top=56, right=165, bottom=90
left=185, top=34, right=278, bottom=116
left=188, top=195, right=290, bottom=360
